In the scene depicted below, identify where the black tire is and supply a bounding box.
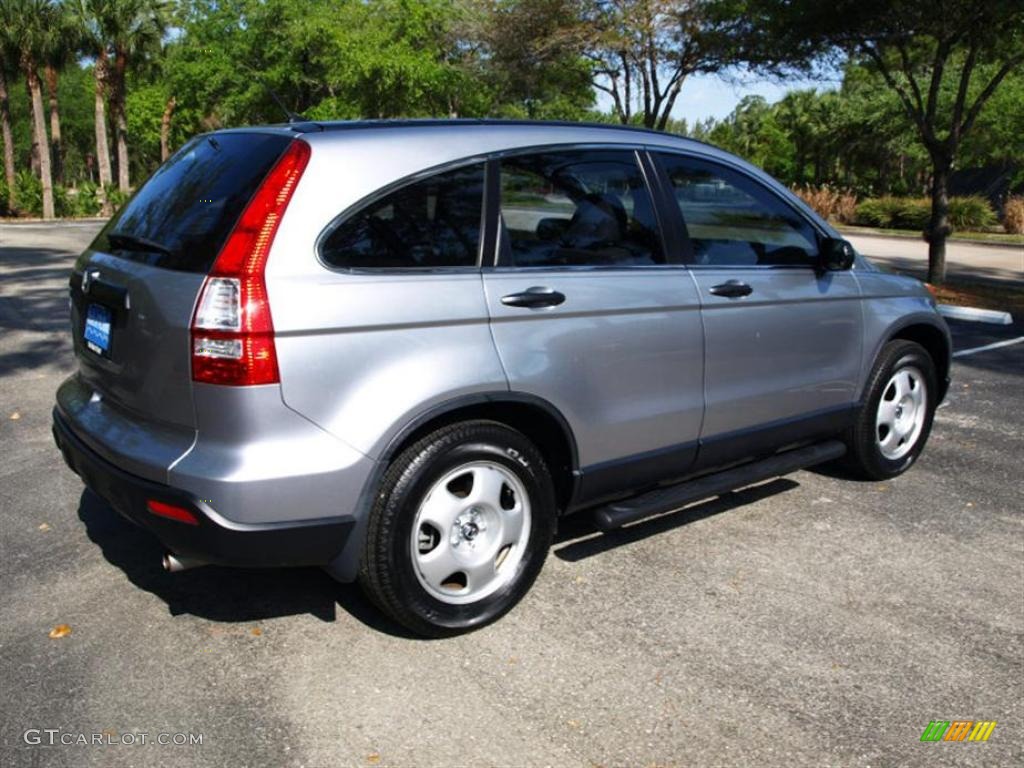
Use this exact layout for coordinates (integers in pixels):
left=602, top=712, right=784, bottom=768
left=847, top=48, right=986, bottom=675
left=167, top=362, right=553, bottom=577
left=358, top=420, right=557, bottom=637
left=843, top=340, right=938, bottom=480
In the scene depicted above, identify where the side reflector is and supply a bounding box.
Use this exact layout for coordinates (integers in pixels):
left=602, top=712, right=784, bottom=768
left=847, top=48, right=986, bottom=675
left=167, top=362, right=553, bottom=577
left=146, top=499, right=200, bottom=526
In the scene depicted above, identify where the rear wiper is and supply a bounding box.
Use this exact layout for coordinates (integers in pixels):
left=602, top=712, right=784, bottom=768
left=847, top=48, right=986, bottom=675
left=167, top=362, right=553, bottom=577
left=107, top=232, right=174, bottom=257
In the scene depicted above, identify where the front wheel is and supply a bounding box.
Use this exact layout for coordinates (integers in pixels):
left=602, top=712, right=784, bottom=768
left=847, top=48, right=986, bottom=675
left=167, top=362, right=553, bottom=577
left=358, top=420, right=556, bottom=637
left=844, top=340, right=938, bottom=480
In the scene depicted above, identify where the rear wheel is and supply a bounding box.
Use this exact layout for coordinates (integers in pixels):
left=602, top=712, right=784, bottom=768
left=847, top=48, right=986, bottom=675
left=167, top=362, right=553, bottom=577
left=844, top=340, right=937, bottom=480
left=359, top=421, right=556, bottom=637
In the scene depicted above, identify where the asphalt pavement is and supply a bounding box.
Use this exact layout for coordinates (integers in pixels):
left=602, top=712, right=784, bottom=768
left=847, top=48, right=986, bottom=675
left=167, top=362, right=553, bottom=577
left=1, top=221, right=1022, bottom=767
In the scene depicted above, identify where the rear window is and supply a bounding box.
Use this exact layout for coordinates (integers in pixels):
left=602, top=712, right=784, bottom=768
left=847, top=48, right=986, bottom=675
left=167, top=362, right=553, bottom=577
left=91, top=132, right=293, bottom=273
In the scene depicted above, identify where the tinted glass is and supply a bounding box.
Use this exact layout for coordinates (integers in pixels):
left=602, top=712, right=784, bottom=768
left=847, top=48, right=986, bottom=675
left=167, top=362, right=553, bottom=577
left=91, top=132, right=292, bottom=273
left=658, top=154, right=819, bottom=267
left=321, top=163, right=484, bottom=269
left=500, top=150, right=662, bottom=267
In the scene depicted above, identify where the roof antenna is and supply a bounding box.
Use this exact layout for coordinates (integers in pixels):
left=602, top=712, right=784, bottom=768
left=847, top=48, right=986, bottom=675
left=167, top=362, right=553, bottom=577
left=260, top=81, right=307, bottom=123
left=237, top=61, right=308, bottom=123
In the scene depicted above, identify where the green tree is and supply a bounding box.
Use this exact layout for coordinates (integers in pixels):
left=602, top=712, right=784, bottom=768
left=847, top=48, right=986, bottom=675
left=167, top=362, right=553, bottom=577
left=707, top=95, right=792, bottom=177
left=76, top=0, right=168, bottom=194
left=74, top=0, right=113, bottom=199
left=3, top=0, right=59, bottom=218
left=501, top=0, right=736, bottom=129
left=469, top=0, right=594, bottom=119
left=716, top=0, right=1024, bottom=282
left=0, top=4, right=18, bottom=210
left=41, top=2, right=82, bottom=184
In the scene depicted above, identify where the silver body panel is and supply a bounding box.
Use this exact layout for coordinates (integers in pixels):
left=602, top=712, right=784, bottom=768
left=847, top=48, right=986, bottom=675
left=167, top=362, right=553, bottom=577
left=55, top=120, right=950, bottom=570
left=482, top=268, right=704, bottom=466
left=690, top=268, right=862, bottom=436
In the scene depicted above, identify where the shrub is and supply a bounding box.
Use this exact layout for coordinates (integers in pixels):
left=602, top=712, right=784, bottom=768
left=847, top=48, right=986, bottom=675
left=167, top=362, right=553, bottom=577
left=74, top=182, right=103, bottom=216
left=854, top=195, right=995, bottom=231
left=14, top=171, right=42, bottom=217
left=792, top=185, right=858, bottom=224
left=56, top=183, right=103, bottom=218
left=54, top=185, right=73, bottom=217
left=0, top=178, right=9, bottom=217
left=947, top=196, right=996, bottom=229
left=854, top=197, right=895, bottom=227
left=1004, top=196, right=1024, bottom=234
left=106, top=186, right=130, bottom=211
left=891, top=198, right=931, bottom=229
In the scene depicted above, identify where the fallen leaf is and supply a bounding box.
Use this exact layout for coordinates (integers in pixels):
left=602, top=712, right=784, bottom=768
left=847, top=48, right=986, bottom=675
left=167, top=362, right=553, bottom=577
left=48, top=624, right=72, bottom=639
left=251, top=627, right=262, bottom=637
left=38, top=523, right=51, bottom=532
left=9, top=412, right=20, bottom=420
left=367, top=752, right=381, bottom=764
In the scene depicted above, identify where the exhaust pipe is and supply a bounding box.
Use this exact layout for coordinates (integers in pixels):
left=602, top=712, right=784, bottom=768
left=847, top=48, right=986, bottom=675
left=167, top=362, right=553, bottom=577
left=162, top=553, right=207, bottom=573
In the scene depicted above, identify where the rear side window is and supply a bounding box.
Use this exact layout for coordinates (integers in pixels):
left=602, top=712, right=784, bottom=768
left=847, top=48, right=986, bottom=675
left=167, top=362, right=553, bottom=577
left=499, top=149, right=662, bottom=267
left=657, top=153, right=819, bottom=267
left=320, top=163, right=485, bottom=269
left=92, top=132, right=293, bottom=273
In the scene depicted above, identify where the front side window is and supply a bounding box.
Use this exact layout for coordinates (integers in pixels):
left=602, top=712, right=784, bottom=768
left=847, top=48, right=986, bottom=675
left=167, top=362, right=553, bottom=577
left=321, top=163, right=484, bottom=269
left=500, top=149, right=663, bottom=267
left=658, top=154, right=819, bottom=267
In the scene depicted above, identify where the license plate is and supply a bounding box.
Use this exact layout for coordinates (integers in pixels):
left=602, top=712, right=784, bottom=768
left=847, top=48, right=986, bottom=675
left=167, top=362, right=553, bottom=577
left=84, top=303, right=112, bottom=356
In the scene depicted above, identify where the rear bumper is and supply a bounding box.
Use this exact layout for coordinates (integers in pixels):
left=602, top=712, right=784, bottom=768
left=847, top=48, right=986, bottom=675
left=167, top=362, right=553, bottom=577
left=53, top=408, right=354, bottom=567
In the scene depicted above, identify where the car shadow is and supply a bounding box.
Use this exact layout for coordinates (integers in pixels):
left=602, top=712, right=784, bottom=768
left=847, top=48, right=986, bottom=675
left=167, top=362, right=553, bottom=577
left=553, top=477, right=800, bottom=562
left=76, top=490, right=423, bottom=639
left=79, top=476, right=802, bottom=636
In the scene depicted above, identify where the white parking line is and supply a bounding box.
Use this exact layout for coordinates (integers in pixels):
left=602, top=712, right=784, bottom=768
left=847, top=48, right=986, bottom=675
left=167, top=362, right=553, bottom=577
left=952, top=336, right=1024, bottom=358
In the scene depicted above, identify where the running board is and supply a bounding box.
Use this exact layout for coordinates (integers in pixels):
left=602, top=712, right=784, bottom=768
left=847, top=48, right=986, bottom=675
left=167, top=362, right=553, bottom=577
left=593, top=440, right=847, bottom=531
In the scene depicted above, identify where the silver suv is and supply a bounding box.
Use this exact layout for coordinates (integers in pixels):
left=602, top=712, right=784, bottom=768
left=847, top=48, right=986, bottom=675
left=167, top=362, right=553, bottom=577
left=53, top=120, right=950, bottom=636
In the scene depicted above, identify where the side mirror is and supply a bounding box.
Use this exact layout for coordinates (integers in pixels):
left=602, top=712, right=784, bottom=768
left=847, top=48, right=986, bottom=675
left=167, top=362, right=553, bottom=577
left=819, top=237, right=856, bottom=272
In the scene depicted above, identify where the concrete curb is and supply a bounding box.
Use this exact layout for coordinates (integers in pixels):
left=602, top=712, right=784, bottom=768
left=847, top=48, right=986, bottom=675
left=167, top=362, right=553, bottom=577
left=938, top=304, right=1013, bottom=325
left=0, top=217, right=109, bottom=225
left=838, top=227, right=1024, bottom=249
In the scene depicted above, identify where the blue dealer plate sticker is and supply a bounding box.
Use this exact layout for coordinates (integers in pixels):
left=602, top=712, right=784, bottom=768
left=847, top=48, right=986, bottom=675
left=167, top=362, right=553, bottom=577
left=84, top=303, right=112, bottom=356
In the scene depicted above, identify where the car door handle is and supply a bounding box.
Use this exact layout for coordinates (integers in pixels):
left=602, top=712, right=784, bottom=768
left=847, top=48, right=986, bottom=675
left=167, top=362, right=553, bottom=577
left=501, top=287, right=566, bottom=308
left=709, top=280, right=753, bottom=298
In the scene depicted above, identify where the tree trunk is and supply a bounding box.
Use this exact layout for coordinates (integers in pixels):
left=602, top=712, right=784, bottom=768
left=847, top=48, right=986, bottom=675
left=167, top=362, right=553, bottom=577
left=926, top=155, right=953, bottom=285
left=112, top=51, right=129, bottom=192
left=160, top=96, right=175, bottom=161
left=0, top=67, right=15, bottom=211
left=93, top=52, right=113, bottom=213
left=27, top=79, right=39, bottom=175
left=26, top=67, right=54, bottom=219
left=45, top=65, right=62, bottom=185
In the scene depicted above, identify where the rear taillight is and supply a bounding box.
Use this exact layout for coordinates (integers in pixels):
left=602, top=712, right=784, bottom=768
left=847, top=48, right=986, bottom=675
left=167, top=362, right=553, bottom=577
left=191, top=139, right=311, bottom=386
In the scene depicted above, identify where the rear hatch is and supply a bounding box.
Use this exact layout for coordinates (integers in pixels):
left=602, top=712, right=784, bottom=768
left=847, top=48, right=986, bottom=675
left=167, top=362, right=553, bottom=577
left=69, top=131, right=295, bottom=430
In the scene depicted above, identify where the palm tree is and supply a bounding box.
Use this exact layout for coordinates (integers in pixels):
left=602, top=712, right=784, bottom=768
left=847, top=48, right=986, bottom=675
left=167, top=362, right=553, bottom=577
left=77, top=0, right=167, bottom=194
left=41, top=3, right=82, bottom=185
left=0, top=11, right=18, bottom=211
left=5, top=0, right=57, bottom=218
left=75, top=0, right=114, bottom=205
